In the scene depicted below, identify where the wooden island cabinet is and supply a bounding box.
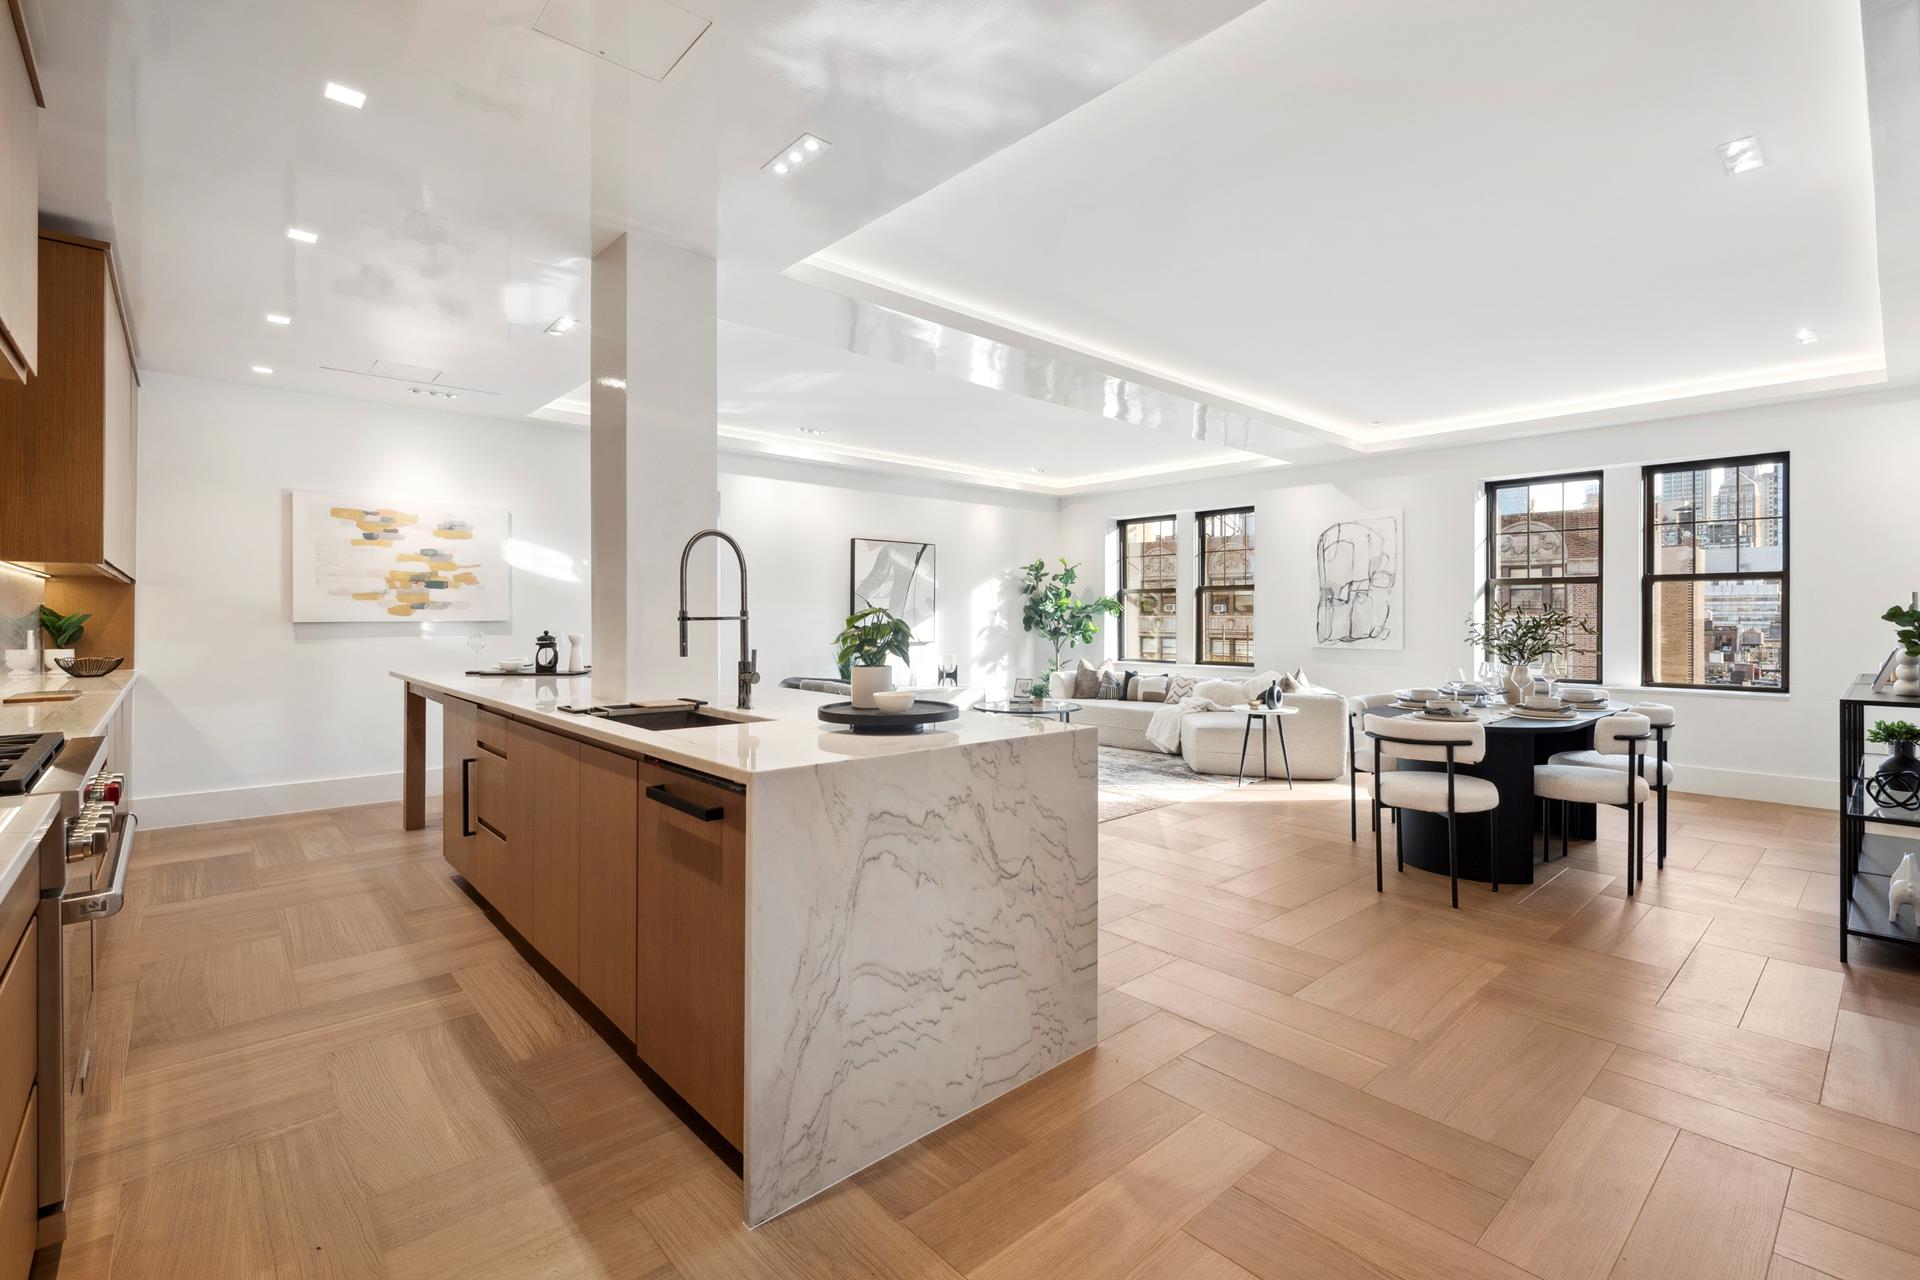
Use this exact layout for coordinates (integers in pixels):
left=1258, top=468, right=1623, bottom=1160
left=401, top=672, right=1096, bottom=1227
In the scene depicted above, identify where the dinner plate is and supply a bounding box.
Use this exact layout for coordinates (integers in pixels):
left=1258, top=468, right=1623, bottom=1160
left=1508, top=706, right=1578, bottom=720
left=1413, top=711, right=1476, bottom=722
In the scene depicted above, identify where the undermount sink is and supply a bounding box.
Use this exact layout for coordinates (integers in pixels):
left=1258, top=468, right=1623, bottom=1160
left=598, top=707, right=757, bottom=731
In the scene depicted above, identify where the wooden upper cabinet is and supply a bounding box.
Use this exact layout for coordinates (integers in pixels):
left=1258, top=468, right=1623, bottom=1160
left=0, top=2, right=41, bottom=383
left=0, top=233, right=140, bottom=577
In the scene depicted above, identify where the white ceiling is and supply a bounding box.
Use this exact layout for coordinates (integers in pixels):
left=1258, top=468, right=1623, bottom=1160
left=534, top=320, right=1273, bottom=492
left=24, top=0, right=1916, bottom=489
left=810, top=0, right=1889, bottom=449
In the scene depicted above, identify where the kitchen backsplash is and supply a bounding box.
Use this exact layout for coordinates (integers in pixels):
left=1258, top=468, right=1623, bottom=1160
left=0, top=566, right=44, bottom=651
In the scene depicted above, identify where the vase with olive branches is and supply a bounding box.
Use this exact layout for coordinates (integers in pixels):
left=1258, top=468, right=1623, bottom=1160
left=1464, top=599, right=1594, bottom=705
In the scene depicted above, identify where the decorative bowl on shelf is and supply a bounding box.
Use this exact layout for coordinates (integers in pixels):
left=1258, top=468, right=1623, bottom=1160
left=55, top=656, right=124, bottom=678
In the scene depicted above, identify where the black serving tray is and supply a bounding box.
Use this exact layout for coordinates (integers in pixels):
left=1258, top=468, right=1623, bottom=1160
left=816, top=700, right=960, bottom=734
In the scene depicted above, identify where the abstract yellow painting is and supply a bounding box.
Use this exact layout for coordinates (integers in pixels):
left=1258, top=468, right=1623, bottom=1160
left=289, top=490, right=510, bottom=622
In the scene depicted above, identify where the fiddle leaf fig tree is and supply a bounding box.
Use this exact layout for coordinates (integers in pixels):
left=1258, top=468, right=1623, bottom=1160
left=1018, top=558, right=1122, bottom=675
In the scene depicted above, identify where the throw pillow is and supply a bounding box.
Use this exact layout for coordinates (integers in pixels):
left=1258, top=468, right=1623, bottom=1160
left=1072, top=659, right=1102, bottom=700
left=1096, top=668, right=1128, bottom=700
left=1164, top=674, right=1200, bottom=703
left=1278, top=667, right=1314, bottom=693
left=1194, top=677, right=1253, bottom=706
left=1130, top=675, right=1169, bottom=702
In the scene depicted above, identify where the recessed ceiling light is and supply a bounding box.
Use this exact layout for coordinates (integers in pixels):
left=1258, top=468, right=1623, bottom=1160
left=1028, top=466, right=1047, bottom=474
left=251, top=365, right=273, bottom=375
left=544, top=315, right=580, bottom=336
left=1794, top=327, right=1819, bottom=345
left=265, top=313, right=291, bottom=325
left=323, top=82, right=366, bottom=109
left=286, top=227, right=318, bottom=244
left=794, top=426, right=826, bottom=436
left=1718, top=136, right=1764, bottom=175
left=763, top=133, right=832, bottom=177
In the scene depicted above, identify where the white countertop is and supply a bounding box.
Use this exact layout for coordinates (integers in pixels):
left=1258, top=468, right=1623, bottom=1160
left=0, top=668, right=139, bottom=741
left=0, top=793, right=58, bottom=899
left=394, top=669, right=1085, bottom=784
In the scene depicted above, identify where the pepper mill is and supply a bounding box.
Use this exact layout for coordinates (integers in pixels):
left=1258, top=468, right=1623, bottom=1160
left=533, top=630, right=559, bottom=675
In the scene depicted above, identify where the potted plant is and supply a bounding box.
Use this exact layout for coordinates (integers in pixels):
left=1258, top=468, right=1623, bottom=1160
left=1463, top=599, right=1593, bottom=705
left=1017, top=559, right=1121, bottom=684
left=37, top=605, right=90, bottom=673
left=1871, top=719, right=1920, bottom=779
left=834, top=607, right=913, bottom=709
left=1883, top=598, right=1920, bottom=697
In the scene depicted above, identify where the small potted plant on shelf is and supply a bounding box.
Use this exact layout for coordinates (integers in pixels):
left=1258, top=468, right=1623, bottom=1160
left=1870, top=720, right=1920, bottom=779
left=834, top=607, right=913, bottom=709
left=1883, top=597, right=1920, bottom=697
left=37, top=605, right=90, bottom=673
left=1463, top=599, right=1593, bottom=705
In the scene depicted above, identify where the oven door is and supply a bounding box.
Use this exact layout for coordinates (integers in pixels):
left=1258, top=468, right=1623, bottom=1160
left=38, top=809, right=132, bottom=1240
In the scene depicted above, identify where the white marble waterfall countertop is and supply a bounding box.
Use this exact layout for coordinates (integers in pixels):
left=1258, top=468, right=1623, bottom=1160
left=0, top=668, right=139, bottom=740
left=392, top=669, right=1086, bottom=784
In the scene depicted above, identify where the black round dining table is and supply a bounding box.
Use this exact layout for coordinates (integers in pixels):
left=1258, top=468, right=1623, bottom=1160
left=1367, top=701, right=1628, bottom=887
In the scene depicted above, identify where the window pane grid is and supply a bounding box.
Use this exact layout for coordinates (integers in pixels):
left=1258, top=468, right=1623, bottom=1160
left=1486, top=473, right=1602, bottom=682
left=1196, top=508, right=1255, bottom=667
left=1642, top=455, right=1787, bottom=691
left=1120, top=516, right=1179, bottom=663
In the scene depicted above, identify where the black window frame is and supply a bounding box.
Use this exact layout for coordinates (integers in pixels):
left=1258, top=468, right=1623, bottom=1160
left=1195, top=506, right=1256, bottom=668
left=1483, top=470, right=1605, bottom=684
left=1117, top=514, right=1180, bottom=664
left=1640, top=451, right=1789, bottom=693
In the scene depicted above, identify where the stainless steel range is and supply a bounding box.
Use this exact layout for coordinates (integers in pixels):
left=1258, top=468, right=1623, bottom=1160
left=14, top=732, right=133, bottom=1248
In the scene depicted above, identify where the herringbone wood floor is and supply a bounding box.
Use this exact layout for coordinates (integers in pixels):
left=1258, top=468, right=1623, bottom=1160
left=41, top=782, right=1920, bottom=1279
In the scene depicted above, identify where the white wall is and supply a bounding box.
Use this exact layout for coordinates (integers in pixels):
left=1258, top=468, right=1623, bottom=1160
left=134, top=374, right=592, bottom=825
left=1059, top=386, right=1920, bottom=808
left=716, top=454, right=1059, bottom=696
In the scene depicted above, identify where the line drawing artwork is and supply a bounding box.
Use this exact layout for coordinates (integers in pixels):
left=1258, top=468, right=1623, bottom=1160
left=1314, top=510, right=1401, bottom=650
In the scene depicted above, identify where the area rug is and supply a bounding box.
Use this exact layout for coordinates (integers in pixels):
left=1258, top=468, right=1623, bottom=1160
left=1098, top=746, right=1237, bottom=822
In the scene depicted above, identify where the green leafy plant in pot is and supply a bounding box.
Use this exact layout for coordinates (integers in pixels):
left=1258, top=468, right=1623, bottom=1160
left=1463, top=599, right=1593, bottom=705
left=834, top=607, right=913, bottom=709
left=1017, top=559, right=1121, bottom=692
left=1868, top=720, right=1920, bottom=810
left=37, top=605, right=90, bottom=673
left=1884, top=598, right=1920, bottom=697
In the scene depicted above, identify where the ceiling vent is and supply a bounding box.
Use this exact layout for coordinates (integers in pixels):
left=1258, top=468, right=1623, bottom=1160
left=531, top=0, right=710, bottom=82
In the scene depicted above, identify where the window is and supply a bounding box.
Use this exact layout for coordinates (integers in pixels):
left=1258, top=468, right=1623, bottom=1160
left=1197, top=508, right=1255, bottom=665
left=1485, top=472, right=1603, bottom=681
left=1118, top=516, right=1179, bottom=662
left=1642, top=454, right=1787, bottom=691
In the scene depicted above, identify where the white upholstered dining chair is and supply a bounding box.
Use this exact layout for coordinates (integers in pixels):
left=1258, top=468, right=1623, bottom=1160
left=1535, top=712, right=1653, bottom=894
left=1362, top=713, right=1501, bottom=908
left=1549, top=702, right=1675, bottom=873
left=1347, top=693, right=1400, bottom=841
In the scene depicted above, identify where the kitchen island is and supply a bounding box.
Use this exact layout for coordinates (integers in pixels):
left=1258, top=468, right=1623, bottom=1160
left=392, top=670, right=1098, bottom=1225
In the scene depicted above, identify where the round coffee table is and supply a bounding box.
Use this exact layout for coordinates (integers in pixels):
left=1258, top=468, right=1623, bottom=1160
left=1238, top=706, right=1299, bottom=787
left=975, top=699, right=1081, bottom=724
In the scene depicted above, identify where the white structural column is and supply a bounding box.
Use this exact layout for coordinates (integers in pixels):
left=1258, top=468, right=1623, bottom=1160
left=590, top=233, right=720, bottom=702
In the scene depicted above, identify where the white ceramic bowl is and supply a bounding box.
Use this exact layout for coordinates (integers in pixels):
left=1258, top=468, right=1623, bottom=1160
left=1408, top=687, right=1443, bottom=702
left=1426, top=699, right=1467, bottom=716
left=1524, top=694, right=1565, bottom=710
left=872, top=691, right=915, bottom=713
left=495, top=659, right=526, bottom=672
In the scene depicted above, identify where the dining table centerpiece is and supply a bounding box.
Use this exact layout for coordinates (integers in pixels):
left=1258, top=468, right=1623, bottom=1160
left=1464, top=599, right=1595, bottom=705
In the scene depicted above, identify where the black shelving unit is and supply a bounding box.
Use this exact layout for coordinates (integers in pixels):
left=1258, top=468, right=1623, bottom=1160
left=1840, top=674, right=1920, bottom=960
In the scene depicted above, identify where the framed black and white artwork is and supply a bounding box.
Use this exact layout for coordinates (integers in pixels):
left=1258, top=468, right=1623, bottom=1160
left=1313, top=510, right=1401, bottom=650
left=849, top=538, right=936, bottom=647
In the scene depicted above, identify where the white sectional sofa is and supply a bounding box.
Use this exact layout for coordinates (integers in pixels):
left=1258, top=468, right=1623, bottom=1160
left=1047, top=665, right=1346, bottom=780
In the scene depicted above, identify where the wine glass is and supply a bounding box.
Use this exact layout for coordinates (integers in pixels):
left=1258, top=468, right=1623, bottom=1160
left=466, top=632, right=486, bottom=669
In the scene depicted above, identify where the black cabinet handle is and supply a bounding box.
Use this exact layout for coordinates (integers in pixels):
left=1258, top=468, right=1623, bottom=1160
left=460, top=757, right=476, bottom=837
left=646, top=784, right=723, bottom=822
